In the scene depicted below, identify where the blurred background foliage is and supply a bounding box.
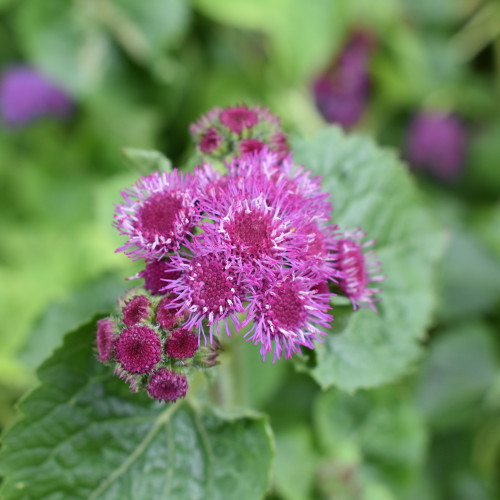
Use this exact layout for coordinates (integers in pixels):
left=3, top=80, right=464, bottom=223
left=0, top=0, right=499, bottom=498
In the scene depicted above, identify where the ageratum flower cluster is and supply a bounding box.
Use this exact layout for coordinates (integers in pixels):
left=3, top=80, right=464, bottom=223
left=96, top=104, right=384, bottom=403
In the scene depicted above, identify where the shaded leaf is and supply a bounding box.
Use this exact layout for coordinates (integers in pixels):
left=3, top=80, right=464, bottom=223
left=121, top=147, right=172, bottom=174
left=0, top=320, right=274, bottom=500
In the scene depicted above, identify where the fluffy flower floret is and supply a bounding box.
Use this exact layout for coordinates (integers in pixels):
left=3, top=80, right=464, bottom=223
left=165, top=328, right=199, bottom=359
left=115, top=326, right=162, bottom=374
left=199, top=174, right=305, bottom=272
left=293, top=220, right=340, bottom=281
left=246, top=269, right=332, bottom=362
left=337, top=228, right=385, bottom=310
left=96, top=317, right=117, bottom=363
left=114, top=169, right=198, bottom=260
left=164, top=247, right=248, bottom=343
left=147, top=368, right=188, bottom=403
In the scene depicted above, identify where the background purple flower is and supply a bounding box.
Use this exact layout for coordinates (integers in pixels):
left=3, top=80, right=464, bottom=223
left=0, top=65, right=73, bottom=127
left=405, top=111, right=467, bottom=181
left=313, top=30, right=376, bottom=128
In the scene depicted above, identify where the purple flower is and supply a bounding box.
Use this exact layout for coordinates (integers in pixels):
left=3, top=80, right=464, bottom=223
left=165, top=247, right=248, bottom=343
left=147, top=368, right=188, bottom=403
left=165, top=328, right=199, bottom=359
left=114, top=169, right=199, bottom=260
left=220, top=105, right=258, bottom=134
left=0, top=65, right=73, bottom=126
left=245, top=268, right=333, bottom=362
left=95, top=318, right=116, bottom=363
left=122, top=295, right=152, bottom=326
left=405, top=111, right=467, bottom=181
left=115, top=326, right=162, bottom=374
left=313, top=30, right=375, bottom=128
left=337, top=228, right=385, bottom=310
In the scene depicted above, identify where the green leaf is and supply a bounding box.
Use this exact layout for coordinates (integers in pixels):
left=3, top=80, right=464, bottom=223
left=291, top=128, right=445, bottom=391
left=273, top=426, right=320, bottom=500
left=0, top=320, right=274, bottom=500
left=121, top=147, right=172, bottom=174
left=192, top=0, right=346, bottom=82
left=18, top=274, right=129, bottom=370
left=15, top=0, right=191, bottom=95
left=416, top=321, right=499, bottom=430
left=313, top=386, right=427, bottom=498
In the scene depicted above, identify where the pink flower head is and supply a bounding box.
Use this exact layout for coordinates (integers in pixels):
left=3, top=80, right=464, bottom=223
left=239, top=139, right=265, bottom=156
left=165, top=328, right=199, bottom=359
left=220, top=105, right=258, bottom=134
left=115, top=326, right=162, bottom=374
left=246, top=269, right=332, bottom=362
left=200, top=127, right=223, bottom=154
left=147, top=368, right=188, bottom=403
left=114, top=169, right=198, bottom=260
left=137, top=258, right=182, bottom=295
left=96, top=317, right=117, bottom=363
left=156, top=294, right=182, bottom=330
left=337, top=228, right=385, bottom=310
left=164, top=247, right=248, bottom=343
left=122, top=295, right=152, bottom=326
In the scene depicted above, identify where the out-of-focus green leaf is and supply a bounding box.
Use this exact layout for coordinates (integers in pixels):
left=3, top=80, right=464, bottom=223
left=15, top=0, right=191, bottom=95
left=273, top=426, right=320, bottom=500
left=0, top=320, right=274, bottom=500
left=472, top=203, right=500, bottom=260
left=314, top=386, right=427, bottom=499
left=438, top=230, right=500, bottom=320
left=416, top=321, right=499, bottom=430
left=292, top=127, right=445, bottom=391
left=18, top=273, right=129, bottom=369
left=192, top=0, right=346, bottom=82
left=463, top=121, right=500, bottom=198
left=122, top=147, right=172, bottom=174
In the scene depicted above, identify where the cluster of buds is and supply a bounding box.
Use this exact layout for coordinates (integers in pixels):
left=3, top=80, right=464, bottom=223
left=97, top=104, right=384, bottom=404
left=189, top=104, right=289, bottom=162
left=96, top=288, right=221, bottom=403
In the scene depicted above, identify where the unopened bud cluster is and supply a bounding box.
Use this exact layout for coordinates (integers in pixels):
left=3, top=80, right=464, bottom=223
left=190, top=104, right=289, bottom=162
left=96, top=288, right=221, bottom=403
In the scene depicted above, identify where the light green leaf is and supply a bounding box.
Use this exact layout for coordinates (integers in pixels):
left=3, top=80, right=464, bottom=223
left=122, top=147, right=172, bottom=174
left=0, top=320, right=274, bottom=500
left=18, top=274, right=129, bottom=370
left=191, top=0, right=346, bottom=82
left=314, top=386, right=427, bottom=498
left=292, top=128, right=445, bottom=391
left=15, top=0, right=191, bottom=95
